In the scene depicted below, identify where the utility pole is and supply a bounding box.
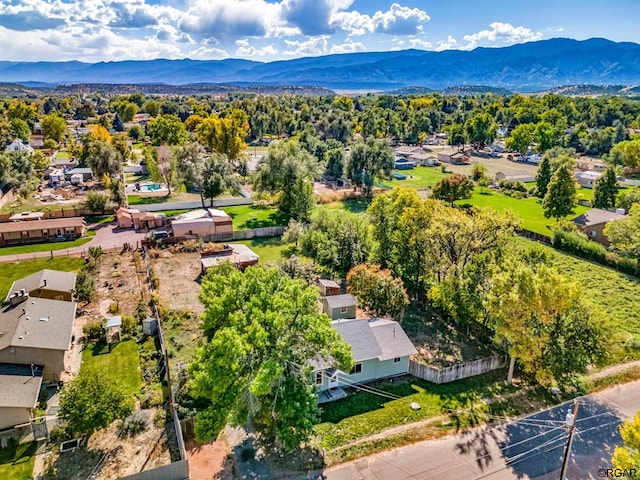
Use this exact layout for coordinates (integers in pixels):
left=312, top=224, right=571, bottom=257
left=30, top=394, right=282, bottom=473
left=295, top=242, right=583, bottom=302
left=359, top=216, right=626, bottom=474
left=560, top=400, right=580, bottom=480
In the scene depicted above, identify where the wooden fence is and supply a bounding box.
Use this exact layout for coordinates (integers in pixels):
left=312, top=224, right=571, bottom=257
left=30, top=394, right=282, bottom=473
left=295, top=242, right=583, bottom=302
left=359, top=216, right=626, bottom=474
left=516, top=228, right=551, bottom=245
left=143, top=226, right=286, bottom=247
left=409, top=356, right=504, bottom=384
left=0, top=206, right=107, bottom=222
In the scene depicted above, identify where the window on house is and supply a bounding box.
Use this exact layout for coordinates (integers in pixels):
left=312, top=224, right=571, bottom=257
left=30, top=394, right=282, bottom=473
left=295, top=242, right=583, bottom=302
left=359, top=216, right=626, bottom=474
left=315, top=372, right=323, bottom=385
left=340, top=307, right=348, bottom=313
left=350, top=363, right=362, bottom=375
left=393, top=357, right=401, bottom=363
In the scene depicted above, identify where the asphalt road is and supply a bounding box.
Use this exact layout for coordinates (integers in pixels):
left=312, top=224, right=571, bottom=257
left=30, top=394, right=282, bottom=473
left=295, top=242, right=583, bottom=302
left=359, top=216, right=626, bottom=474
left=326, top=381, right=640, bottom=480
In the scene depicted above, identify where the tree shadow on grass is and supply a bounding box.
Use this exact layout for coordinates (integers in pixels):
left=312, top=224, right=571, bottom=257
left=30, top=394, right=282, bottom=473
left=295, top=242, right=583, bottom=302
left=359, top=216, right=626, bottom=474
left=340, top=198, right=371, bottom=214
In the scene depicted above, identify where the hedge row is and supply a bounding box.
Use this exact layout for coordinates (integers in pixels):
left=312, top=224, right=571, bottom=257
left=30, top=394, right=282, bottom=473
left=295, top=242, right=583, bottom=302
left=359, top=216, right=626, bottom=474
left=551, top=229, right=638, bottom=277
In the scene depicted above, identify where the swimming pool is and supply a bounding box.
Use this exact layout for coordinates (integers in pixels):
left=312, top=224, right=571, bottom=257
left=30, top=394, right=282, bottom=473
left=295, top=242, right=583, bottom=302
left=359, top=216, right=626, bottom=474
left=139, top=183, right=162, bottom=192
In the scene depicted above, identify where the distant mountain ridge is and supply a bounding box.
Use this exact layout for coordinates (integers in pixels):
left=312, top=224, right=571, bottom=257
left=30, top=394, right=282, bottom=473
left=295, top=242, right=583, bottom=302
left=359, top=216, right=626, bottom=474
left=2, top=38, right=640, bottom=91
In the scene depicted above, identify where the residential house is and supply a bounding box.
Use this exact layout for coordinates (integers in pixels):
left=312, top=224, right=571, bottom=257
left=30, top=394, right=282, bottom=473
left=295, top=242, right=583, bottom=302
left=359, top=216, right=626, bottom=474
left=572, top=208, right=627, bottom=246
left=0, top=217, right=86, bottom=246
left=322, top=294, right=357, bottom=320
left=200, top=244, right=259, bottom=273
left=394, top=158, right=416, bottom=170
left=494, top=171, right=535, bottom=183
left=171, top=208, right=233, bottom=238
left=5, top=139, right=34, bottom=154
left=9, top=212, right=45, bottom=222
left=314, top=318, right=417, bottom=400
left=64, top=168, right=93, bottom=182
left=116, top=207, right=166, bottom=230
left=0, top=294, right=76, bottom=382
left=51, top=158, right=79, bottom=171
left=0, top=363, right=43, bottom=430
left=575, top=171, right=602, bottom=189
left=4, top=269, right=77, bottom=303
left=318, top=279, right=341, bottom=297
left=437, top=150, right=469, bottom=165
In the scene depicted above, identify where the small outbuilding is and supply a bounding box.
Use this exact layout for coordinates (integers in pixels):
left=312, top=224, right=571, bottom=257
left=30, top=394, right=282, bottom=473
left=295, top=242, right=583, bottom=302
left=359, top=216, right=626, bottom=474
left=171, top=208, right=233, bottom=238
left=321, top=294, right=357, bottom=320
left=104, top=315, right=123, bottom=345
left=318, top=279, right=341, bottom=297
left=575, top=171, right=602, bottom=189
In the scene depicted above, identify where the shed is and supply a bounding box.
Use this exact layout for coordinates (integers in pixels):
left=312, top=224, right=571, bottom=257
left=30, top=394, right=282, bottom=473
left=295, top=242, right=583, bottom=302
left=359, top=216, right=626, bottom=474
left=64, top=168, right=93, bottom=182
left=322, top=294, right=357, bottom=320
left=104, top=315, right=123, bottom=344
left=318, top=279, right=340, bottom=297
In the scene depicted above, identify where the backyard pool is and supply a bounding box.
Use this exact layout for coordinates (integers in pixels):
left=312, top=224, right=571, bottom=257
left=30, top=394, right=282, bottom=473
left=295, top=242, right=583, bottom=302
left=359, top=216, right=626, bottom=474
left=139, top=183, right=162, bottom=192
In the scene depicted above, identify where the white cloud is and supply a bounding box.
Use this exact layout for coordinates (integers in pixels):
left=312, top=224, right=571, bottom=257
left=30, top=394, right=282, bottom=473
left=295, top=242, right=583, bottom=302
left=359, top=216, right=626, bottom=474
left=331, top=3, right=429, bottom=36
left=330, top=41, right=365, bottom=54
left=235, top=39, right=279, bottom=56
left=462, top=22, right=543, bottom=49
left=409, top=37, right=432, bottom=49
left=284, top=35, right=329, bottom=56
left=435, top=35, right=459, bottom=51
left=189, top=46, right=230, bottom=59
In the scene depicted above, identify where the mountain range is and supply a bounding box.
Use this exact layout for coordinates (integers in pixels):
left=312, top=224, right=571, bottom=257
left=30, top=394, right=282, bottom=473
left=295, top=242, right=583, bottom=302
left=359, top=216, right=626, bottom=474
left=2, top=38, right=640, bottom=91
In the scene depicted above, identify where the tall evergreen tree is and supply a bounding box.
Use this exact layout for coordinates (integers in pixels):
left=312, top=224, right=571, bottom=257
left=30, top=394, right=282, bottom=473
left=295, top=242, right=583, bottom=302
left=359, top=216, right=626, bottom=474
left=542, top=164, right=577, bottom=220
left=592, top=166, right=618, bottom=209
left=535, top=156, right=553, bottom=198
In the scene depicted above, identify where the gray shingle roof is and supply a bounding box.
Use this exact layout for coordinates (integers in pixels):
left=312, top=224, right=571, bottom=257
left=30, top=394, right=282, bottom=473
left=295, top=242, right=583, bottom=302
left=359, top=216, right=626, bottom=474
left=318, top=279, right=340, bottom=289
left=332, top=318, right=417, bottom=362
left=4, top=269, right=77, bottom=303
left=0, top=363, right=43, bottom=408
left=572, top=208, right=626, bottom=228
left=0, top=298, right=76, bottom=352
left=323, top=294, right=357, bottom=310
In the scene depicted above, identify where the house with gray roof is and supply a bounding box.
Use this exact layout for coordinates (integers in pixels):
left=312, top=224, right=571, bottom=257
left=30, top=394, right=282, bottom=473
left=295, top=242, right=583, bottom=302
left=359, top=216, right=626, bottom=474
left=0, top=363, right=43, bottom=430
left=0, top=295, right=76, bottom=382
left=4, top=269, right=77, bottom=303
left=314, top=318, right=417, bottom=400
left=321, top=294, right=357, bottom=320
left=572, top=208, right=627, bottom=246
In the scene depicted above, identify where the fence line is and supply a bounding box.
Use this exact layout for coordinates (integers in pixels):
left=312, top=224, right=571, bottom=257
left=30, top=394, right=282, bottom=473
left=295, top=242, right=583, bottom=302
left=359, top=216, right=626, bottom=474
left=409, top=356, right=504, bottom=384
left=0, top=207, right=106, bottom=222
left=142, top=226, right=286, bottom=247
left=516, top=228, right=551, bottom=245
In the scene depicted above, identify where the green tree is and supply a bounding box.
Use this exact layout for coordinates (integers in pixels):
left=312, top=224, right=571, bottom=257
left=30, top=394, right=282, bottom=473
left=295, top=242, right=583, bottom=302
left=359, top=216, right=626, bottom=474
left=300, top=210, right=371, bottom=277
left=612, top=412, right=640, bottom=470
left=189, top=264, right=353, bottom=451
left=10, top=118, right=31, bottom=141
left=542, top=164, right=577, bottom=220
left=74, top=269, right=95, bottom=303
left=84, top=190, right=109, bottom=214
left=534, top=121, right=556, bottom=152
left=617, top=187, right=640, bottom=212
left=42, top=113, right=67, bottom=142
left=59, top=373, right=133, bottom=437
left=592, top=166, right=619, bottom=209
left=83, top=138, right=122, bottom=178
left=446, top=123, right=466, bottom=150
left=117, top=102, right=139, bottom=123
left=196, top=113, right=248, bottom=161
left=346, top=264, right=409, bottom=320
left=288, top=176, right=315, bottom=221
left=604, top=204, right=640, bottom=258
left=471, top=163, right=487, bottom=181
left=88, top=246, right=103, bottom=267
left=253, top=139, right=319, bottom=215
left=344, top=137, right=394, bottom=196
left=464, top=112, right=497, bottom=150
left=201, top=155, right=241, bottom=207
left=486, top=264, right=606, bottom=385
left=505, top=123, right=535, bottom=154
left=145, top=145, right=177, bottom=196
left=607, top=139, right=640, bottom=168
left=431, top=173, right=474, bottom=206
left=535, top=155, right=553, bottom=198
left=146, top=115, right=187, bottom=146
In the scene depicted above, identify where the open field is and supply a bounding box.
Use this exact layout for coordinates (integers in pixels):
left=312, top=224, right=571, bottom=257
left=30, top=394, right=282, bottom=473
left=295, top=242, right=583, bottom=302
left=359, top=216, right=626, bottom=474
left=521, top=239, right=640, bottom=363
left=459, top=187, right=590, bottom=235
left=222, top=204, right=289, bottom=229
left=380, top=166, right=447, bottom=189
left=0, top=257, right=85, bottom=300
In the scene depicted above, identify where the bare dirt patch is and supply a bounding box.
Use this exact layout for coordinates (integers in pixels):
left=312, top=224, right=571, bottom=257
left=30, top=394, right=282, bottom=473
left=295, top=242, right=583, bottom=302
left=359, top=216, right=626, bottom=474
left=186, top=439, right=234, bottom=480
left=150, top=251, right=204, bottom=314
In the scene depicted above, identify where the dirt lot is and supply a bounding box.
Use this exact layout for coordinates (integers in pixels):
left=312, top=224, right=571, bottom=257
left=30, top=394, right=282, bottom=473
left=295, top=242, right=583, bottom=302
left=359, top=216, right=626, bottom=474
left=150, top=250, right=204, bottom=314
left=186, top=439, right=234, bottom=480
left=42, top=250, right=179, bottom=480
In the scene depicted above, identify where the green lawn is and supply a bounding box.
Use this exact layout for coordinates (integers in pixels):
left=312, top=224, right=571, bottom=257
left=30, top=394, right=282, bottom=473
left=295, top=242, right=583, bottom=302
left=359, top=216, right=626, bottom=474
left=234, top=236, right=297, bottom=263
left=315, top=369, right=518, bottom=450
left=53, top=151, right=71, bottom=159
left=0, top=257, right=85, bottom=300
left=317, top=197, right=371, bottom=215
left=379, top=166, right=448, bottom=189
left=0, top=237, right=92, bottom=256
left=81, top=340, right=142, bottom=396
left=523, top=239, right=640, bottom=363
left=222, top=205, right=290, bottom=229
left=0, top=441, right=36, bottom=480
left=458, top=187, right=590, bottom=236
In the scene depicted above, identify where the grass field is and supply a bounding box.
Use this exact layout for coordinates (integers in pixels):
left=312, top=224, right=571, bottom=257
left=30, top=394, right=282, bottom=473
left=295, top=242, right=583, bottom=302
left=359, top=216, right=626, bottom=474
left=315, top=369, right=521, bottom=450
left=0, top=257, right=85, bottom=300
left=0, top=441, right=36, bottom=480
left=458, top=188, right=590, bottom=235
left=0, top=237, right=92, bottom=256
left=235, top=237, right=293, bottom=263
left=81, top=340, right=142, bottom=396
left=318, top=197, right=371, bottom=215
left=380, top=166, right=448, bottom=189
left=523, top=239, right=640, bottom=363
left=222, top=204, right=289, bottom=229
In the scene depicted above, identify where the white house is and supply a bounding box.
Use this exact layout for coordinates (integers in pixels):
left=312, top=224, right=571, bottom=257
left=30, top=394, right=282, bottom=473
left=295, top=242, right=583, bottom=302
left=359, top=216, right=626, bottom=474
left=5, top=139, right=34, bottom=154
left=314, top=318, right=417, bottom=402
left=575, top=171, right=602, bottom=189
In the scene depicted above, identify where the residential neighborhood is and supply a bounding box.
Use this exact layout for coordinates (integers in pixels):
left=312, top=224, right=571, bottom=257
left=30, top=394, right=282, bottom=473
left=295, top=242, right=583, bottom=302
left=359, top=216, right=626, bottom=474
left=1, top=6, right=640, bottom=479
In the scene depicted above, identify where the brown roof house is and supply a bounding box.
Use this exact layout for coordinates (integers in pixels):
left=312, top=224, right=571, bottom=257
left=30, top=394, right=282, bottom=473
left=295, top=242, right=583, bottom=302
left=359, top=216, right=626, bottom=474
left=4, top=269, right=77, bottom=303
left=0, top=293, right=76, bottom=382
left=171, top=208, right=233, bottom=238
left=0, top=217, right=85, bottom=246
left=572, top=208, right=627, bottom=246
left=0, top=363, right=44, bottom=429
left=116, top=207, right=166, bottom=230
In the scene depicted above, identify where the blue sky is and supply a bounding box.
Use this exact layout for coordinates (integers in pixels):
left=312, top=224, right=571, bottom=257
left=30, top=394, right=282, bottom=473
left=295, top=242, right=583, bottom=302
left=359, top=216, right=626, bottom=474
left=0, top=0, right=638, bottom=62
